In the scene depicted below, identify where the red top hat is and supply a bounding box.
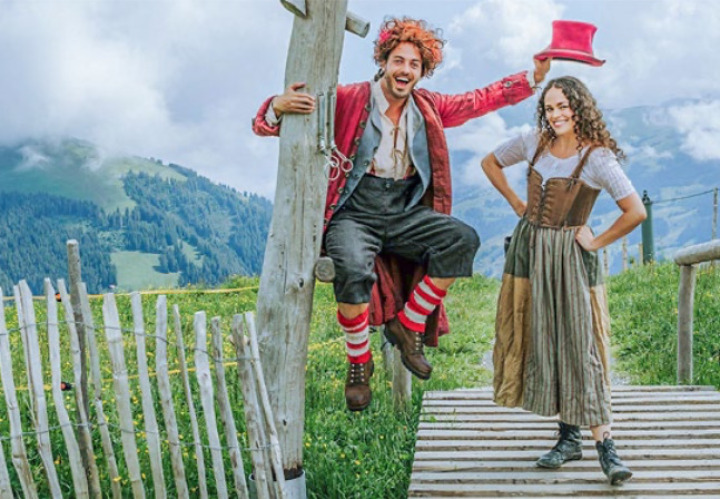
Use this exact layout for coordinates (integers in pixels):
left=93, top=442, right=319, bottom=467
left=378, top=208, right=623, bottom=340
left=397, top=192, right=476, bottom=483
left=535, top=20, right=605, bottom=67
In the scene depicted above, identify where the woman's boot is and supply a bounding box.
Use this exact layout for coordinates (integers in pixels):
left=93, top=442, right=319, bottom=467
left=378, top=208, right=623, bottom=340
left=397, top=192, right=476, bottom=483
left=536, top=422, right=583, bottom=468
left=596, top=437, right=633, bottom=485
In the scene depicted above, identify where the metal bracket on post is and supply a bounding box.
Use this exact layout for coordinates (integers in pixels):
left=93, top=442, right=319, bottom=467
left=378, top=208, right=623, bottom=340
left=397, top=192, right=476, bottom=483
left=316, top=92, right=327, bottom=153
left=327, top=87, right=336, bottom=152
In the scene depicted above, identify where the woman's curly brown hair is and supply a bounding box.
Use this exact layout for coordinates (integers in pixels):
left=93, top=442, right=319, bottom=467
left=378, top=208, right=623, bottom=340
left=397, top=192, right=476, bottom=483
left=535, top=76, right=625, bottom=161
left=373, top=18, right=445, bottom=77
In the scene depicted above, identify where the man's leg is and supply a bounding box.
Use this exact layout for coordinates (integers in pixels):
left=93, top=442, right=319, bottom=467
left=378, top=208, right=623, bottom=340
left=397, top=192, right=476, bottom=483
left=384, top=208, right=480, bottom=379
left=325, top=215, right=381, bottom=411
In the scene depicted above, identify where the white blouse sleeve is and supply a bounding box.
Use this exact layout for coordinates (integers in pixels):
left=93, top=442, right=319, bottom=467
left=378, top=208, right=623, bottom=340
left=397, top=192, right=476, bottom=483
left=493, top=130, right=538, bottom=168
left=586, top=149, right=636, bottom=201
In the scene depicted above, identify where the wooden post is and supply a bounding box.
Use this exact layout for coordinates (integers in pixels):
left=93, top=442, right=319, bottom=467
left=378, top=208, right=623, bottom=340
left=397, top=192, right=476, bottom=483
left=154, top=297, right=189, bottom=498
left=45, top=280, right=89, bottom=498
left=58, top=280, right=101, bottom=498
left=193, top=312, right=228, bottom=498
left=79, top=283, right=122, bottom=499
left=173, top=305, right=209, bottom=499
left=130, top=293, right=166, bottom=498
left=0, top=287, right=37, bottom=498
left=210, top=318, right=250, bottom=499
left=67, top=240, right=90, bottom=418
left=674, top=240, right=720, bottom=384
left=102, top=294, right=145, bottom=498
left=232, top=316, right=272, bottom=499
left=677, top=265, right=696, bottom=385
left=18, top=281, right=62, bottom=497
left=713, top=187, right=718, bottom=241
left=622, top=237, right=628, bottom=272
left=392, top=353, right=412, bottom=410
left=255, top=0, right=350, bottom=486
left=603, top=248, right=609, bottom=276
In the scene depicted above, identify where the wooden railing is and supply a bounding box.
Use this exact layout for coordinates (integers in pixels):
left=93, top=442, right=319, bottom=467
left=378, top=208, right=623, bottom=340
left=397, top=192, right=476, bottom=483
left=673, top=239, right=720, bottom=384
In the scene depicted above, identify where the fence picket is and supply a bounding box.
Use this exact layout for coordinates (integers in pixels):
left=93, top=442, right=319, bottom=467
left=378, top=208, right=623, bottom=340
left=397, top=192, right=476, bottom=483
left=102, top=294, right=146, bottom=498
left=173, top=304, right=209, bottom=498
left=0, top=287, right=36, bottom=498
left=245, top=312, right=287, bottom=499
left=154, top=296, right=189, bottom=498
left=19, top=280, right=62, bottom=497
left=211, top=317, right=249, bottom=498
left=0, top=440, right=10, bottom=499
left=79, top=283, right=122, bottom=499
left=13, top=286, right=34, bottom=416
left=57, top=279, right=101, bottom=497
left=194, top=312, right=229, bottom=498
left=232, top=315, right=271, bottom=499
left=130, top=292, right=166, bottom=498
left=45, top=280, right=89, bottom=498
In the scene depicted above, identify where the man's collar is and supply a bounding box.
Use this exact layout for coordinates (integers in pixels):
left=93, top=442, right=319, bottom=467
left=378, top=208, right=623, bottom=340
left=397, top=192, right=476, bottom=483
left=371, top=79, right=410, bottom=119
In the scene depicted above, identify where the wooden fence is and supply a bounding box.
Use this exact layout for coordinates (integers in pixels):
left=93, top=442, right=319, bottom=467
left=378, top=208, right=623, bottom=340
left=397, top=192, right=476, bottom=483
left=0, top=277, right=286, bottom=498
left=674, top=239, right=720, bottom=384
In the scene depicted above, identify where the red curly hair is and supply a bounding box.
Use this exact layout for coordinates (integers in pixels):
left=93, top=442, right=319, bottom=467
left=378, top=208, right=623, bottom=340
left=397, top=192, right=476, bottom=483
left=373, top=18, right=445, bottom=77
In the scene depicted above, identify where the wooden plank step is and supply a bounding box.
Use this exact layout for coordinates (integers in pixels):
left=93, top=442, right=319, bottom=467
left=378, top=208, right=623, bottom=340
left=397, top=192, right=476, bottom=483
left=418, top=421, right=720, bottom=430
left=412, top=449, right=720, bottom=461
left=410, top=469, right=720, bottom=483
left=422, top=396, right=720, bottom=406
left=423, top=386, right=716, bottom=397
left=420, top=404, right=720, bottom=414
left=416, top=428, right=720, bottom=440
left=412, top=459, right=720, bottom=472
left=407, top=481, right=720, bottom=496
left=414, top=439, right=720, bottom=451
left=420, top=412, right=720, bottom=421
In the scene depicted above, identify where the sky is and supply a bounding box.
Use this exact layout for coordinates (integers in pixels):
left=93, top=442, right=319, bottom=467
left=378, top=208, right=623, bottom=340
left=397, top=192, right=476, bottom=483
left=1, top=0, right=719, bottom=199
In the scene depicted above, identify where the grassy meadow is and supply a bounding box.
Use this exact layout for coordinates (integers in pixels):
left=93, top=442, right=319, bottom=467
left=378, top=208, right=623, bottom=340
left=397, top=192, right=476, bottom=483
left=0, top=262, right=718, bottom=497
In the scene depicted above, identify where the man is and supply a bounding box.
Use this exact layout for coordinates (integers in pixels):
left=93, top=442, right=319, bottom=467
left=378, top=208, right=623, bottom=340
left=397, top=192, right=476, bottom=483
left=253, top=17, right=550, bottom=411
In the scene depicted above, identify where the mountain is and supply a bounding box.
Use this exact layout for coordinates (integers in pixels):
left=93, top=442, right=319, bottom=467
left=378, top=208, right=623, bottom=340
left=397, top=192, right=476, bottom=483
left=450, top=98, right=720, bottom=277
left=0, top=138, right=272, bottom=293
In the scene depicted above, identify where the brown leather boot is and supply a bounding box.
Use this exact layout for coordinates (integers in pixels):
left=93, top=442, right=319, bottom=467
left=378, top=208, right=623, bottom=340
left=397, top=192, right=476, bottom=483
left=384, top=317, right=432, bottom=380
left=345, top=359, right=374, bottom=411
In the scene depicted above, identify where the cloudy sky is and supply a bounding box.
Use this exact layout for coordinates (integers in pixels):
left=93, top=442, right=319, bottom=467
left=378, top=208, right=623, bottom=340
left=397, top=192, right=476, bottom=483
left=1, top=0, right=718, bottom=199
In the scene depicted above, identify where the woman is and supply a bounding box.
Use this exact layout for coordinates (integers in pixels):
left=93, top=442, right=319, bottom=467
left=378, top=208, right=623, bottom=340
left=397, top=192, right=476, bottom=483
left=481, top=76, right=646, bottom=485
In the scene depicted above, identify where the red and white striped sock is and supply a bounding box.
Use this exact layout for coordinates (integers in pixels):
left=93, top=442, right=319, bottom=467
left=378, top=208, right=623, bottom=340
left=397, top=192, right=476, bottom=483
left=338, top=308, right=371, bottom=364
left=398, top=276, right=447, bottom=334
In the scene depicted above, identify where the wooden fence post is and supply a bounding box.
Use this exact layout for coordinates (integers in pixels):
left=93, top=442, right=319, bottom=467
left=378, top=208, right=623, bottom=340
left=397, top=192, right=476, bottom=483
left=154, top=297, right=190, bottom=498
left=211, top=318, right=250, bottom=498
left=173, top=305, right=209, bottom=499
left=193, top=312, right=228, bottom=498
left=18, top=281, right=62, bottom=497
left=45, top=280, right=89, bottom=498
left=67, top=241, right=91, bottom=419
left=130, top=293, right=166, bottom=498
left=622, top=237, right=628, bottom=272
left=254, top=0, right=351, bottom=488
left=79, top=283, right=122, bottom=499
left=674, top=240, right=720, bottom=384
left=58, top=279, right=101, bottom=497
left=102, top=294, right=145, bottom=498
left=0, top=287, right=37, bottom=498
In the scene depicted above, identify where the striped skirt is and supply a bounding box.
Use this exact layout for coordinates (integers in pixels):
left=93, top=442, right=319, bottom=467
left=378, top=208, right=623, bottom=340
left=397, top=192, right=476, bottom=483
left=492, top=217, right=612, bottom=427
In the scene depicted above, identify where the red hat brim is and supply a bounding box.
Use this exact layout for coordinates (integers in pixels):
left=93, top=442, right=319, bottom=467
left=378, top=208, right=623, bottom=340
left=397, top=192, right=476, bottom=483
left=534, top=48, right=605, bottom=67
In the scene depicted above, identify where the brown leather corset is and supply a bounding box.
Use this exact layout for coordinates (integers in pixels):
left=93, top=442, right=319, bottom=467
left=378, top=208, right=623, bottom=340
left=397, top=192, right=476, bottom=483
left=525, top=147, right=601, bottom=228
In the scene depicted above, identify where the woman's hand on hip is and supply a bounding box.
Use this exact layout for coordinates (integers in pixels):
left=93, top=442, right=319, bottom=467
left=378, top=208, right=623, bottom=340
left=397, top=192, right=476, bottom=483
left=512, top=199, right=527, bottom=217
left=575, top=225, right=598, bottom=252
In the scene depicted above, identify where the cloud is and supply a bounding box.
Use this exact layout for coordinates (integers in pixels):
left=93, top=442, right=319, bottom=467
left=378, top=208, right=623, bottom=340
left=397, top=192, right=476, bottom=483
left=448, top=0, right=564, bottom=67
left=447, top=114, right=533, bottom=189
left=0, top=1, right=290, bottom=198
left=669, top=100, right=720, bottom=161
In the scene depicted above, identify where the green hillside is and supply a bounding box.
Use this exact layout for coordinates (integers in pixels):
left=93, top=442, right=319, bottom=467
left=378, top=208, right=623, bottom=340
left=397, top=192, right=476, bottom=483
left=0, top=138, right=272, bottom=293
left=0, top=263, right=716, bottom=497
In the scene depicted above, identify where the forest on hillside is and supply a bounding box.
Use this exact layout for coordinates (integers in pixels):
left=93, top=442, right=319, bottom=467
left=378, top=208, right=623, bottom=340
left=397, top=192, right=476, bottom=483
left=0, top=168, right=272, bottom=293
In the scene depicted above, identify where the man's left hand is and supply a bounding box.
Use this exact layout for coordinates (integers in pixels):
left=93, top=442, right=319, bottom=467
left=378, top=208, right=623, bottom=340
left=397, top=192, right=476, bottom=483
left=533, top=57, right=552, bottom=86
